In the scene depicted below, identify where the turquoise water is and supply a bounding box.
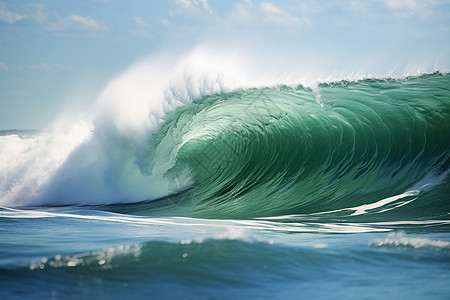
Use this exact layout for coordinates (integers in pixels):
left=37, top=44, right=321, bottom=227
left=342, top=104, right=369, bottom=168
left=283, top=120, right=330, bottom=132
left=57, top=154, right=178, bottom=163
left=1, top=73, right=449, bottom=299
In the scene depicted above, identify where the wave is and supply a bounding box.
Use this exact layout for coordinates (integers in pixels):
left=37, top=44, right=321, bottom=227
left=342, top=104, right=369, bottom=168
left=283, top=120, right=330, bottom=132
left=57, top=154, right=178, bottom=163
left=369, top=232, right=450, bottom=250
left=22, top=232, right=450, bottom=278
left=11, top=232, right=450, bottom=285
left=0, top=56, right=449, bottom=219
left=147, top=73, right=450, bottom=218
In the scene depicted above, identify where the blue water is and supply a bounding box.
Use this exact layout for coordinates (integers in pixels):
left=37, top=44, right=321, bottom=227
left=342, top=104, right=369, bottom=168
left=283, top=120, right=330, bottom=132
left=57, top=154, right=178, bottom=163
left=1, top=73, right=450, bottom=299
left=1, top=206, right=450, bottom=299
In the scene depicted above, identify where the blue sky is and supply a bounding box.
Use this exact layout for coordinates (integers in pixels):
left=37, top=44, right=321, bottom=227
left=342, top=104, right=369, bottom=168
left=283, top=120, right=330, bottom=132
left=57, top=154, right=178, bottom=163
left=1, top=0, right=450, bottom=129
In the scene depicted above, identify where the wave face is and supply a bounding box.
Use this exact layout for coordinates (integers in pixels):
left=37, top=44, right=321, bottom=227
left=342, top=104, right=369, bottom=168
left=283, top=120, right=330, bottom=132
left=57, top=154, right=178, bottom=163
left=1, top=73, right=449, bottom=219
left=150, top=72, right=450, bottom=218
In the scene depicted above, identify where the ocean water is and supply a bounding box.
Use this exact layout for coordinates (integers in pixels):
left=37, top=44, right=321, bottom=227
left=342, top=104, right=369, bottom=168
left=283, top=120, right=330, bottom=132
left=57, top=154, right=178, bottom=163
left=1, top=72, right=449, bottom=299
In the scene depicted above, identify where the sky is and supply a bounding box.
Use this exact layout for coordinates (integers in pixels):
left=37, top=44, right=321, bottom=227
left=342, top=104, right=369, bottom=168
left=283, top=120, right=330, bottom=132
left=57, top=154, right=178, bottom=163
left=1, top=0, right=450, bottom=130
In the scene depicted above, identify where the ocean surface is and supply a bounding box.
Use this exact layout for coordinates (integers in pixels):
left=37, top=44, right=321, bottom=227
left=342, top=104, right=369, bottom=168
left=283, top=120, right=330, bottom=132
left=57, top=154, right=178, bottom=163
left=1, top=72, right=449, bottom=299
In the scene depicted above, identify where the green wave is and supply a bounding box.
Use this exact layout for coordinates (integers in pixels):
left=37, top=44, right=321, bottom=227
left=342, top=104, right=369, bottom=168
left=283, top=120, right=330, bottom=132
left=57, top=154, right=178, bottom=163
left=147, top=73, right=450, bottom=218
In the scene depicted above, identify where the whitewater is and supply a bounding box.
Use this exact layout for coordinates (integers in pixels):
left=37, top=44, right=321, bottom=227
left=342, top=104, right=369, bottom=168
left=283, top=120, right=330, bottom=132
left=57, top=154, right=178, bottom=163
left=1, top=48, right=450, bottom=299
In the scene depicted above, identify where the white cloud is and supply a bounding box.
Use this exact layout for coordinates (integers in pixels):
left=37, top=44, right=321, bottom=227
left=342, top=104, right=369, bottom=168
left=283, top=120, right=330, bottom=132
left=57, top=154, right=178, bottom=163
left=199, top=0, right=213, bottom=13
left=381, top=0, right=450, bottom=10
left=260, top=2, right=282, bottom=14
left=160, top=19, right=170, bottom=26
left=0, top=2, right=25, bottom=24
left=229, top=1, right=308, bottom=26
left=68, top=15, right=106, bottom=30
left=132, top=16, right=148, bottom=27
left=24, top=63, right=51, bottom=71
left=259, top=2, right=303, bottom=25
left=25, top=3, right=47, bottom=23
left=175, top=0, right=193, bottom=9
left=378, top=0, right=450, bottom=20
left=303, top=18, right=313, bottom=26
left=228, top=2, right=251, bottom=22
left=173, top=0, right=213, bottom=14
left=0, top=62, right=8, bottom=71
left=382, top=0, right=417, bottom=10
left=48, top=14, right=107, bottom=32
left=132, top=16, right=152, bottom=39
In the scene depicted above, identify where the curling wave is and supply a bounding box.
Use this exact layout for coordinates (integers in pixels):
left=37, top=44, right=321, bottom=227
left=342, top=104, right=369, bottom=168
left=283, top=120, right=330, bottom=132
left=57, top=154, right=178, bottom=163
left=152, top=73, right=450, bottom=218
